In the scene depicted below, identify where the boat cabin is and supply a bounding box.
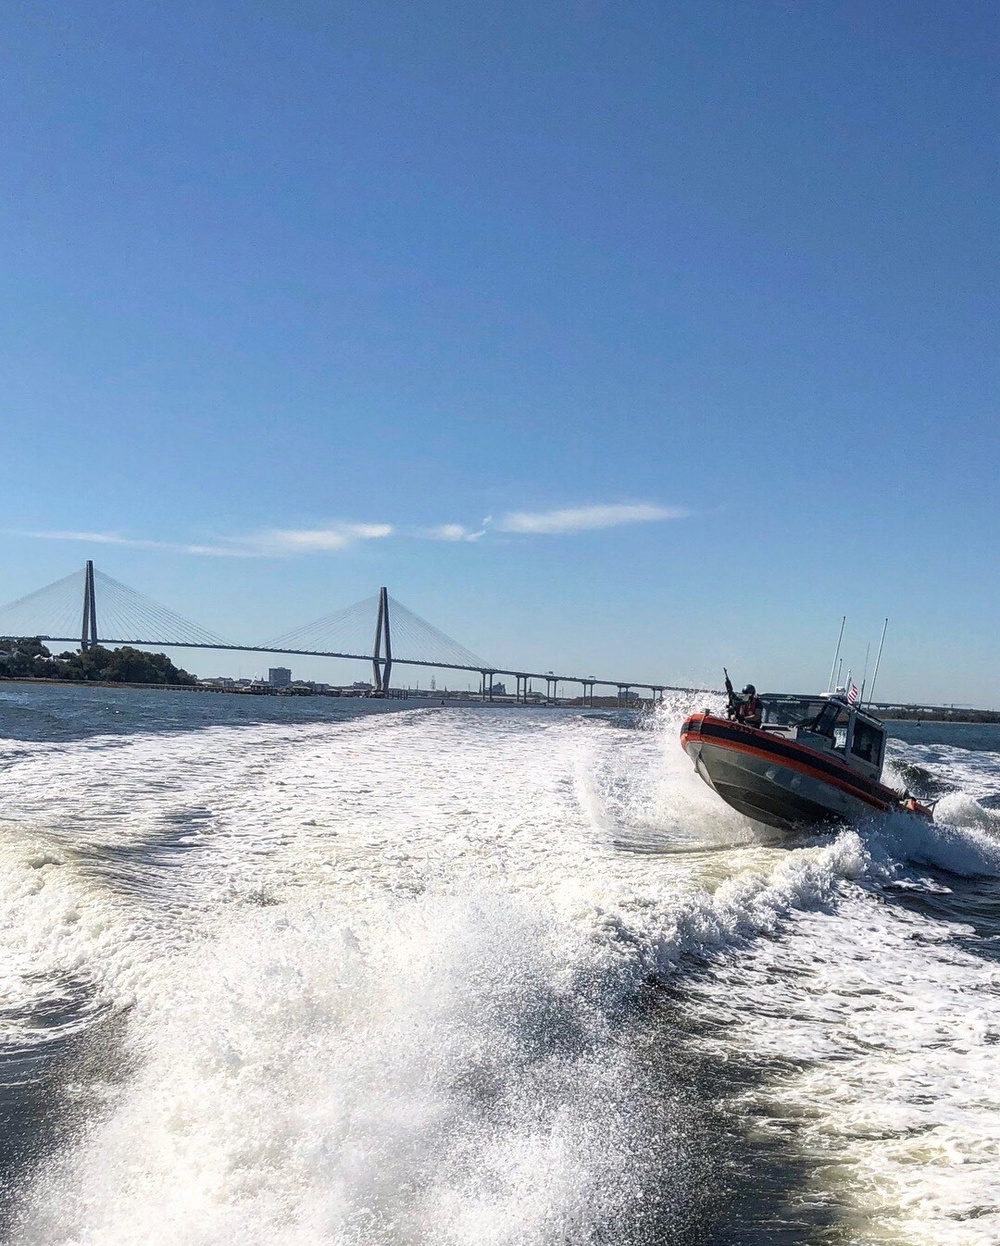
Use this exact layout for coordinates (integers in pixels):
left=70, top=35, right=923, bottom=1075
left=757, top=694, right=887, bottom=779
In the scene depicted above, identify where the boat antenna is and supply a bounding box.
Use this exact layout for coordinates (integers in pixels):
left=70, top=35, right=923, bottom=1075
left=827, top=616, right=846, bottom=693
left=866, top=619, right=889, bottom=707
left=859, top=642, right=871, bottom=702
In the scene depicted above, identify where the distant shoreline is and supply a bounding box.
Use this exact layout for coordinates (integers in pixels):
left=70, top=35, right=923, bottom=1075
left=0, top=676, right=588, bottom=706
left=876, top=708, right=1000, bottom=725
left=2, top=677, right=996, bottom=721
left=0, top=675, right=205, bottom=692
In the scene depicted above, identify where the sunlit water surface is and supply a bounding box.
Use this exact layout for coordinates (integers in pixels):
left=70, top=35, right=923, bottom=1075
left=2, top=684, right=1000, bottom=1245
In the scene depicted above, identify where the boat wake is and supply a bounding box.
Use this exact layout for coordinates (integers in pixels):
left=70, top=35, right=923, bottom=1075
left=1, top=691, right=999, bottom=1243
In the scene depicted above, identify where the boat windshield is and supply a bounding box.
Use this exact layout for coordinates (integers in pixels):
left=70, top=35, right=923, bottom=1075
left=760, top=697, right=826, bottom=726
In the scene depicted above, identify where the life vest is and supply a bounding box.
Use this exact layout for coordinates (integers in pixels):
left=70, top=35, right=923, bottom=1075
left=903, top=797, right=933, bottom=820
left=737, top=696, right=761, bottom=724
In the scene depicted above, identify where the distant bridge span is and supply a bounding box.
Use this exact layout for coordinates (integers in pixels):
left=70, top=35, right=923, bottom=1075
left=1, top=561, right=690, bottom=706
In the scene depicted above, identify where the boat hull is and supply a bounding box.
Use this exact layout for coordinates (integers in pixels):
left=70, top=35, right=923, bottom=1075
left=680, top=713, right=902, bottom=832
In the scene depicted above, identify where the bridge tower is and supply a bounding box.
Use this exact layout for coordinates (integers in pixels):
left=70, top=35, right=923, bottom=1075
left=81, top=560, right=98, bottom=651
left=372, top=586, right=392, bottom=693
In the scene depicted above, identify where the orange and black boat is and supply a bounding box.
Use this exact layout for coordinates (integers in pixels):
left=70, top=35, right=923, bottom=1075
left=681, top=694, right=933, bottom=832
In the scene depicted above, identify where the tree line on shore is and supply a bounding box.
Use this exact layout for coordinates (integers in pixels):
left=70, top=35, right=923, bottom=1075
left=880, top=706, right=1000, bottom=724
left=0, top=637, right=196, bottom=685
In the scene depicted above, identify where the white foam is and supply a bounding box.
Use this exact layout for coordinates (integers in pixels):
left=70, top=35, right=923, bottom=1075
left=864, top=807, right=1000, bottom=878
left=3, top=726, right=867, bottom=1242
left=685, top=881, right=1000, bottom=1244
left=888, top=739, right=1000, bottom=803
left=4, top=701, right=1000, bottom=1242
left=16, top=885, right=704, bottom=1245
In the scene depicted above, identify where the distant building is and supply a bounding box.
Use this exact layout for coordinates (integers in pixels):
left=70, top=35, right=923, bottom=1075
left=269, top=667, right=292, bottom=688
left=489, top=682, right=507, bottom=696
left=349, top=680, right=373, bottom=691
left=284, top=680, right=331, bottom=694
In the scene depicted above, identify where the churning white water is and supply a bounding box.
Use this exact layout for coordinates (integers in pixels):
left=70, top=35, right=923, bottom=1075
left=2, top=687, right=1000, bottom=1244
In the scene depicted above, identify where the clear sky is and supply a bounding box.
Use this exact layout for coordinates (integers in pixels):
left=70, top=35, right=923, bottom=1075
left=2, top=0, right=998, bottom=703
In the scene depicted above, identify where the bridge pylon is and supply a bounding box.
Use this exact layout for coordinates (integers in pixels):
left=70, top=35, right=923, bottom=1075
left=372, top=586, right=392, bottom=693
left=81, top=560, right=98, bottom=651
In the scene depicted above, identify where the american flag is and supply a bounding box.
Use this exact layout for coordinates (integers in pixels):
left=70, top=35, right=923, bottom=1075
left=847, top=681, right=860, bottom=704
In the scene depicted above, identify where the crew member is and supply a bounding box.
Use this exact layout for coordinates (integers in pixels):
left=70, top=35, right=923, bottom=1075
left=735, top=684, right=762, bottom=728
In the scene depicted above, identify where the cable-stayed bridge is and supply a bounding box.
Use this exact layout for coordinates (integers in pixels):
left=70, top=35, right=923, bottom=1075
left=0, top=561, right=684, bottom=704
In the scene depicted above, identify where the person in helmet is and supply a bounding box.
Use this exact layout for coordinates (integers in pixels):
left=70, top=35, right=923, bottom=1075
left=735, top=683, right=762, bottom=728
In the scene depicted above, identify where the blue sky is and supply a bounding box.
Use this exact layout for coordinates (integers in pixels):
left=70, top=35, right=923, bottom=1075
left=2, top=0, right=998, bottom=702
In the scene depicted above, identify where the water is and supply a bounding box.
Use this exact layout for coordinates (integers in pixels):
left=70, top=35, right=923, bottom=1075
left=2, top=684, right=999, bottom=1245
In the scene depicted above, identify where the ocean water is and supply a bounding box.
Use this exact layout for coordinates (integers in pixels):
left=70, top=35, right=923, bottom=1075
left=1, top=683, right=999, bottom=1245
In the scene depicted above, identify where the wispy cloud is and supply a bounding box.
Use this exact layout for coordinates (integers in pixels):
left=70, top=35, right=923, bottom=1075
left=7, top=506, right=684, bottom=557
left=497, top=503, right=687, bottom=535
left=12, top=530, right=249, bottom=557
left=10, top=524, right=394, bottom=558
left=246, top=525, right=393, bottom=554
left=424, top=523, right=487, bottom=543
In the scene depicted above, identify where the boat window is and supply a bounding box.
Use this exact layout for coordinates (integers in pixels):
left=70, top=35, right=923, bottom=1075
left=806, top=702, right=850, bottom=748
left=851, top=718, right=883, bottom=766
